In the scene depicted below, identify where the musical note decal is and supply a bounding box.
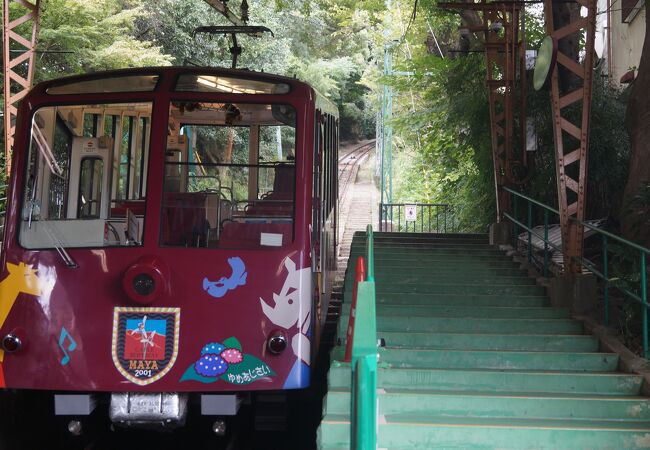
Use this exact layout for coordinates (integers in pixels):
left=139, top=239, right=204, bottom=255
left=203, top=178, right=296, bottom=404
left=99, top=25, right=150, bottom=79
left=58, top=327, right=77, bottom=366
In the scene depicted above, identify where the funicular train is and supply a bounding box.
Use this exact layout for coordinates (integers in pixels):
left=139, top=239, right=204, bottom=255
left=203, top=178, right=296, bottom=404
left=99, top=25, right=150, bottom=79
left=0, top=67, right=338, bottom=434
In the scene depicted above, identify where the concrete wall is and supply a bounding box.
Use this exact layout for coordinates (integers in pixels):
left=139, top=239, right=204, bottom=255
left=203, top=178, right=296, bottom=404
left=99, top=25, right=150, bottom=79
left=607, top=2, right=646, bottom=86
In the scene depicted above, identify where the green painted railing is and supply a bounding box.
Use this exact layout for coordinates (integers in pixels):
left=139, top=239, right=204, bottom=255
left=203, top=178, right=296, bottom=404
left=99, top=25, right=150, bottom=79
left=350, top=224, right=377, bottom=449
left=504, top=187, right=650, bottom=358
left=379, top=202, right=455, bottom=233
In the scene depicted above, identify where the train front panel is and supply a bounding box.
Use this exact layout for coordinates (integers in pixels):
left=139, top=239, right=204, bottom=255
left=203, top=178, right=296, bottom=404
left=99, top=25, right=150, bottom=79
left=0, top=68, right=336, bottom=395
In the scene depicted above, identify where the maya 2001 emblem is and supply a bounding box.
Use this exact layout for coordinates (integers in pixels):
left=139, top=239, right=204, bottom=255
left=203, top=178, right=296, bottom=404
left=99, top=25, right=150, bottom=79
left=112, top=307, right=180, bottom=386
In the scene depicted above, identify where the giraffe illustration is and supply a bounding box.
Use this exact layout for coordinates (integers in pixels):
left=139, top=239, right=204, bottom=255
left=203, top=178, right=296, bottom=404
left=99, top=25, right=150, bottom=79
left=0, top=262, right=42, bottom=360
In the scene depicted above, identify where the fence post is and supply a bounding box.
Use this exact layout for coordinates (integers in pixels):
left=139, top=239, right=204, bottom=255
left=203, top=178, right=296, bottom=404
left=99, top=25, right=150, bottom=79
left=513, top=195, right=519, bottom=249
left=366, top=225, right=374, bottom=282
left=603, top=235, right=609, bottom=326
left=543, top=210, right=549, bottom=278
left=527, top=201, right=532, bottom=263
left=642, top=251, right=648, bottom=359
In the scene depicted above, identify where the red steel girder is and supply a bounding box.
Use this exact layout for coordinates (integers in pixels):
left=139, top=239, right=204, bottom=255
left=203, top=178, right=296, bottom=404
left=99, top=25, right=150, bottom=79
left=3, top=0, right=40, bottom=176
left=440, top=1, right=526, bottom=221
left=544, top=0, right=597, bottom=273
left=484, top=4, right=522, bottom=220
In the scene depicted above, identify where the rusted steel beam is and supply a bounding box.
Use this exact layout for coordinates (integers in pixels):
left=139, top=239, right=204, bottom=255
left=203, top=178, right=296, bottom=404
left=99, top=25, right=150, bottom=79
left=3, top=0, right=40, bottom=176
left=543, top=0, right=596, bottom=273
left=440, top=1, right=526, bottom=221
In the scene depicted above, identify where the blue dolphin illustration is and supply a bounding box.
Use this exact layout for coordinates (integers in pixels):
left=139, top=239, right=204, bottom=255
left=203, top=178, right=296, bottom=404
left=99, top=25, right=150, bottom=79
left=203, top=257, right=248, bottom=298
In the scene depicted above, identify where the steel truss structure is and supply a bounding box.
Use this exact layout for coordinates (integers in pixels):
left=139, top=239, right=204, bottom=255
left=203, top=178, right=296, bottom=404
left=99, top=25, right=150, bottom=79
left=2, top=0, right=40, bottom=175
left=439, top=1, right=527, bottom=222
left=543, top=0, right=597, bottom=273
left=441, top=0, right=596, bottom=273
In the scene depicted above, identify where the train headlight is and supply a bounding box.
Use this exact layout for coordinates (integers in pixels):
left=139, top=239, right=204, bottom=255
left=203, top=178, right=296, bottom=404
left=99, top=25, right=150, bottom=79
left=267, top=332, right=288, bottom=355
left=2, top=333, right=22, bottom=353
left=122, top=256, right=169, bottom=305
left=133, top=273, right=155, bottom=296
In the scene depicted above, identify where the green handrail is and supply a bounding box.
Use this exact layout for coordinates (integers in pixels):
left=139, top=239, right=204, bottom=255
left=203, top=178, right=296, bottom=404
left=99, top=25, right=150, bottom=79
left=351, top=224, right=377, bottom=449
left=366, top=224, right=375, bottom=282
left=503, top=187, right=650, bottom=358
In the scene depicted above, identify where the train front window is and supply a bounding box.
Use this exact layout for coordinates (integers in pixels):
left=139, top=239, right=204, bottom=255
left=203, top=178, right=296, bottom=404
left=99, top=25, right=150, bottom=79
left=19, top=101, right=152, bottom=249
left=161, top=101, right=296, bottom=249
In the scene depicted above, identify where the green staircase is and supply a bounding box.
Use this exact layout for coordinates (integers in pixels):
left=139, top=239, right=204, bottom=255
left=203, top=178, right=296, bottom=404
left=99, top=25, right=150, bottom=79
left=318, top=232, right=650, bottom=449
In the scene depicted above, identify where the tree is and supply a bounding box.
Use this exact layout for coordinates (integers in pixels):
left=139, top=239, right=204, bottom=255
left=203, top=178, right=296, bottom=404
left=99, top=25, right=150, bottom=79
left=36, top=0, right=172, bottom=80
left=622, top=16, right=650, bottom=246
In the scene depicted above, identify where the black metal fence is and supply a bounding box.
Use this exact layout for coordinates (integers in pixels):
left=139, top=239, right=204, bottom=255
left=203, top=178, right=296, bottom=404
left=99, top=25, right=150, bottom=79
left=379, top=203, right=454, bottom=233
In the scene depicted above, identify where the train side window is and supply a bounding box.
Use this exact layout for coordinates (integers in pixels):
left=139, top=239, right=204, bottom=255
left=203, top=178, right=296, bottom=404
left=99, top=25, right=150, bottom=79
left=161, top=101, right=296, bottom=249
left=18, top=101, right=152, bottom=249
left=78, top=157, right=104, bottom=218
left=83, top=113, right=99, bottom=137
left=117, top=116, right=134, bottom=200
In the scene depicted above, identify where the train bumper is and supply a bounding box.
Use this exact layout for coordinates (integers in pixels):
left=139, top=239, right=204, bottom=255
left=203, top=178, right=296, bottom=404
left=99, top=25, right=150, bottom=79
left=109, top=392, right=189, bottom=429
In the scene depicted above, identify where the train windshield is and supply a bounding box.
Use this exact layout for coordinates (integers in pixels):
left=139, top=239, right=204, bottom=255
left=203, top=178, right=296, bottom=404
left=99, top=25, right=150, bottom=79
left=161, top=101, right=296, bottom=248
left=19, top=102, right=152, bottom=249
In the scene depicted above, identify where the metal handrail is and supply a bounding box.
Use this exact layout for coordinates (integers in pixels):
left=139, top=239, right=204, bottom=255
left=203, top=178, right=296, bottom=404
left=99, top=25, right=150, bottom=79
left=504, top=187, right=650, bottom=358
left=379, top=202, right=453, bottom=233
left=351, top=224, right=377, bottom=449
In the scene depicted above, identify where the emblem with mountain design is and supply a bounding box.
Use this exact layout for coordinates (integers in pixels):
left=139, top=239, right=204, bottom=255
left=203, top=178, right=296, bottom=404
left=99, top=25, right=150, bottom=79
left=112, top=307, right=180, bottom=386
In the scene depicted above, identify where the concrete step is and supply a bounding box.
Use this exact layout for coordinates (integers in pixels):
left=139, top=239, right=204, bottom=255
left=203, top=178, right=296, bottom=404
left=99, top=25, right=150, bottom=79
left=349, top=248, right=505, bottom=257
left=377, top=348, right=618, bottom=372
left=363, top=284, right=547, bottom=296
left=318, top=414, right=650, bottom=449
left=365, top=316, right=582, bottom=334
left=374, top=332, right=597, bottom=352
left=373, top=293, right=550, bottom=307
left=355, top=231, right=488, bottom=242
left=354, top=266, right=529, bottom=277
left=339, top=304, right=569, bottom=320
left=344, top=273, right=538, bottom=286
left=325, top=364, right=644, bottom=396
left=324, top=389, right=650, bottom=421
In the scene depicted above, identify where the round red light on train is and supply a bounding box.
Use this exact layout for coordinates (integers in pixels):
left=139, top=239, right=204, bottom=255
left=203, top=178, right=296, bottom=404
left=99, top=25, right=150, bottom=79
left=267, top=332, right=288, bottom=355
left=133, top=273, right=156, bottom=296
left=122, top=256, right=169, bottom=305
left=2, top=333, right=22, bottom=353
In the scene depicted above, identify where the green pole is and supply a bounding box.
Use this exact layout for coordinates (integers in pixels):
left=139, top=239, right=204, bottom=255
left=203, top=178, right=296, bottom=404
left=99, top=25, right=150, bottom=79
left=603, top=235, right=609, bottom=326
left=513, top=196, right=519, bottom=248
left=527, top=202, right=533, bottom=263
left=642, top=251, right=647, bottom=359
left=543, top=210, right=549, bottom=278
left=366, top=224, right=375, bottom=282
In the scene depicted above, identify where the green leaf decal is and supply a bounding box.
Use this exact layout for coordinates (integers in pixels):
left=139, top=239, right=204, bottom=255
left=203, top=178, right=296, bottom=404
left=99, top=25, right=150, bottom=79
left=220, top=354, right=276, bottom=385
left=222, top=336, right=242, bottom=351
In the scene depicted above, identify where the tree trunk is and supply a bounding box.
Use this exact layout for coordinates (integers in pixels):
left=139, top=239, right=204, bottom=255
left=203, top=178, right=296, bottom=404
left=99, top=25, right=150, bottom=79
left=622, top=15, right=650, bottom=247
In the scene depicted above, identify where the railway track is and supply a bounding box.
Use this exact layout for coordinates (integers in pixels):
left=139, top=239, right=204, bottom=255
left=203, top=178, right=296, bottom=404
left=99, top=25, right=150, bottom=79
left=338, top=140, right=374, bottom=205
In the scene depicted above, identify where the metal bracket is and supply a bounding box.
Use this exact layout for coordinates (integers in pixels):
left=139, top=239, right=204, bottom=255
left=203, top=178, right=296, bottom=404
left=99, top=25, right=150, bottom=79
left=193, top=25, right=273, bottom=69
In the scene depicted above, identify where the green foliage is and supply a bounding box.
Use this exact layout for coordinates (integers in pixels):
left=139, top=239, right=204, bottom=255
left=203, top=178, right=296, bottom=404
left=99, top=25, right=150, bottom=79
left=381, top=1, right=631, bottom=233
left=37, top=0, right=172, bottom=79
